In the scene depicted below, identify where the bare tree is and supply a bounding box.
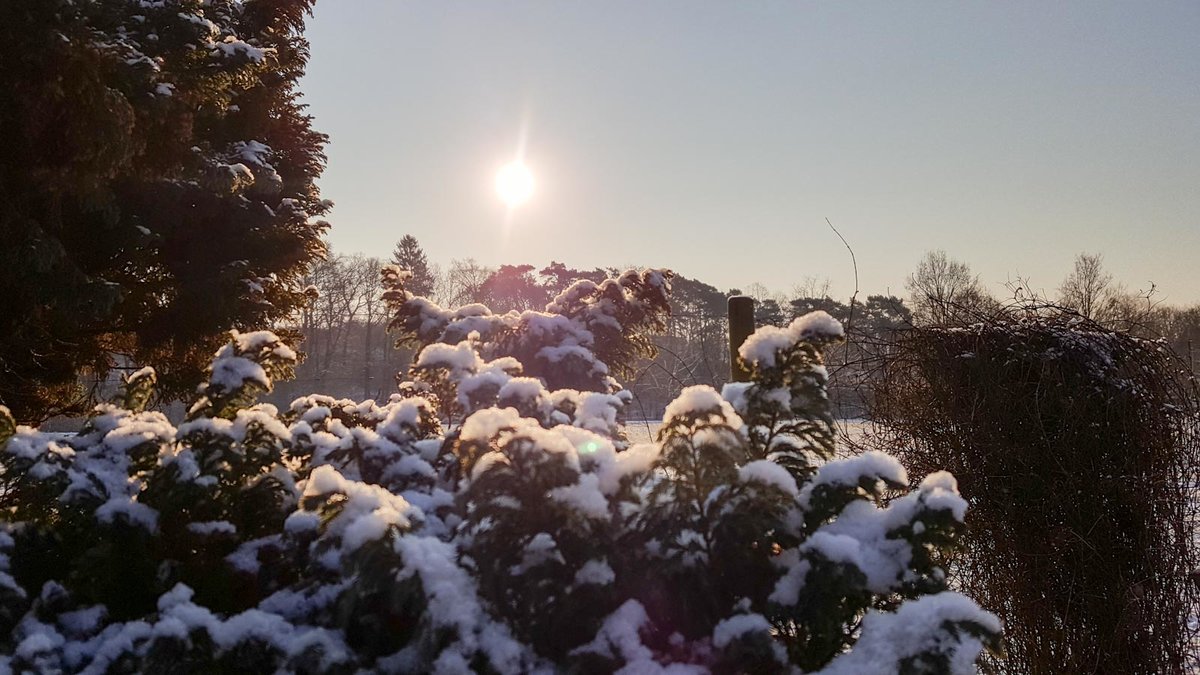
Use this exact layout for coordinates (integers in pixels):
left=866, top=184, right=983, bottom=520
left=441, top=258, right=494, bottom=307
left=297, top=252, right=380, bottom=378
left=1058, top=253, right=1113, bottom=321
left=742, top=282, right=775, bottom=304
left=282, top=251, right=408, bottom=403
left=432, top=262, right=454, bottom=306
left=1099, top=283, right=1162, bottom=332
left=790, top=276, right=832, bottom=301
left=905, top=250, right=991, bottom=325
left=349, top=256, right=386, bottom=399
left=301, top=254, right=354, bottom=375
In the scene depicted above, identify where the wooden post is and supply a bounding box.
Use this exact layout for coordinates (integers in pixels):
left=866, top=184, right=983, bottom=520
left=728, top=295, right=755, bottom=382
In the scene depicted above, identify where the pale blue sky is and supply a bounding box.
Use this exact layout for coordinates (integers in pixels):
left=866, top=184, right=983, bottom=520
left=302, top=1, right=1199, bottom=302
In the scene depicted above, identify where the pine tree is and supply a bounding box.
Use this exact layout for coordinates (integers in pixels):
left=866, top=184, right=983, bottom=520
left=390, top=235, right=435, bottom=297
left=539, top=261, right=611, bottom=297
left=860, top=294, right=914, bottom=332
left=480, top=264, right=549, bottom=312
left=755, top=298, right=786, bottom=326
left=0, top=0, right=329, bottom=424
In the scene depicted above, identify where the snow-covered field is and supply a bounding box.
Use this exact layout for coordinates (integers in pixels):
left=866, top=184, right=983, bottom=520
left=627, top=419, right=869, bottom=448
left=625, top=420, right=661, bottom=444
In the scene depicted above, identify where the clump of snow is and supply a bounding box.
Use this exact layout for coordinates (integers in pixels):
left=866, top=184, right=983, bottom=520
left=663, top=385, right=744, bottom=428
left=739, top=311, right=844, bottom=369
left=574, top=559, right=616, bottom=586
left=816, top=593, right=1000, bottom=675
left=769, top=549, right=811, bottom=606
left=459, top=407, right=522, bottom=445
left=574, top=392, right=625, bottom=436
left=212, top=36, right=272, bottom=63
left=57, top=606, right=106, bottom=638
left=549, top=473, right=609, bottom=520
left=202, top=330, right=295, bottom=397
left=790, top=311, right=845, bottom=341
left=799, top=451, right=909, bottom=509
left=738, top=460, right=799, bottom=496
left=571, top=600, right=654, bottom=664
left=300, top=466, right=414, bottom=559
left=125, top=366, right=156, bottom=383
left=512, top=533, right=565, bottom=576
left=95, top=497, right=158, bottom=532
left=712, top=612, right=771, bottom=648
left=416, top=339, right=483, bottom=375
left=720, top=381, right=753, bottom=414
left=187, top=521, right=236, bottom=536
left=614, top=442, right=661, bottom=481
left=916, top=471, right=968, bottom=522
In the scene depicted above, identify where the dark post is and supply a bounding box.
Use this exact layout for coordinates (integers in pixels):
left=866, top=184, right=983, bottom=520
left=728, top=295, right=755, bottom=382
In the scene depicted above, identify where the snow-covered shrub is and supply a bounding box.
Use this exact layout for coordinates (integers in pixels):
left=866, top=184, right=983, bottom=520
left=382, top=265, right=671, bottom=398
left=0, top=271, right=1000, bottom=673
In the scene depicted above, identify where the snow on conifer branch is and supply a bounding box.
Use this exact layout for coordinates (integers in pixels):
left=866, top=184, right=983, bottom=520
left=0, top=269, right=1000, bottom=673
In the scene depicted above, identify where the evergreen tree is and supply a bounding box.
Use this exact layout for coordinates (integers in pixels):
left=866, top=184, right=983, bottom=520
left=539, top=261, right=611, bottom=297
left=384, top=265, right=672, bottom=394
left=480, top=264, right=549, bottom=312
left=390, top=235, right=435, bottom=297
left=860, top=294, right=914, bottom=332
left=0, top=0, right=329, bottom=424
left=789, top=296, right=851, bottom=323
left=755, top=298, right=786, bottom=327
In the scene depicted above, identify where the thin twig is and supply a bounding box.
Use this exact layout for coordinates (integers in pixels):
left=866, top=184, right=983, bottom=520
left=826, top=217, right=859, bottom=371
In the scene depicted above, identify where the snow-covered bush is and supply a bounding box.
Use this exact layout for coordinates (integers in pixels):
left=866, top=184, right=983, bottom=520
left=0, top=270, right=1000, bottom=673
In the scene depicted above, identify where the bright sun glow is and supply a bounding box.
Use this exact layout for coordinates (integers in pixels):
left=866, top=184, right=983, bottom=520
left=495, top=161, right=534, bottom=208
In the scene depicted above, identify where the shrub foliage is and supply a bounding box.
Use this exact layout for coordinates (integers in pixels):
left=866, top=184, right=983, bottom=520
left=0, top=269, right=999, bottom=673
left=869, top=315, right=1200, bottom=673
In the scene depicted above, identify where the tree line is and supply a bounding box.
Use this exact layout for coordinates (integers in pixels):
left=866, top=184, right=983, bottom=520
left=280, top=238, right=1200, bottom=420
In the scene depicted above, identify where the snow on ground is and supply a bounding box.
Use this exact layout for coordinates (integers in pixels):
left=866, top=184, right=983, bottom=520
left=626, top=419, right=869, bottom=451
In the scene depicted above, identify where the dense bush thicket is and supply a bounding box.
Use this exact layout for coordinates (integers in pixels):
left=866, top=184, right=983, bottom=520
left=0, top=269, right=999, bottom=673
left=0, top=0, right=329, bottom=423
left=868, top=315, right=1200, bottom=673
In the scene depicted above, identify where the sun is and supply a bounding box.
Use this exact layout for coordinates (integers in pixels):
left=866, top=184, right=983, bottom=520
left=495, top=161, right=534, bottom=208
